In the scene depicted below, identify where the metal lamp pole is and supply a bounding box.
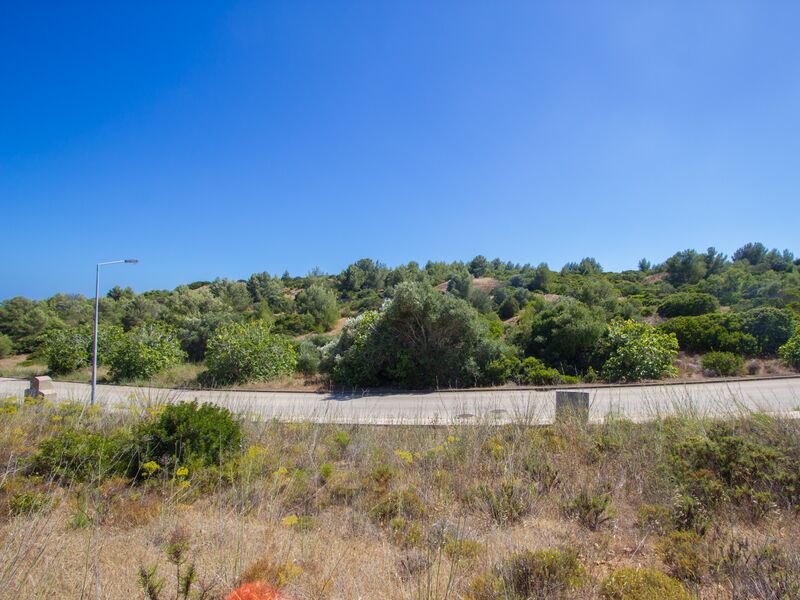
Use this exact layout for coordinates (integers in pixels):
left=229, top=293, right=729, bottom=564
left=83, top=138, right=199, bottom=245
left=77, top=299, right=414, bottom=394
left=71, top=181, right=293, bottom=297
left=91, top=259, right=138, bottom=405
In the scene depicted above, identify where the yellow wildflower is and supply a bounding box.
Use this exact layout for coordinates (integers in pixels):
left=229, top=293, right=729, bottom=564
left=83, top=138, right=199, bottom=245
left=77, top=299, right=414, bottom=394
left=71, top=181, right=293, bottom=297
left=281, top=514, right=299, bottom=527
left=394, top=450, right=413, bottom=464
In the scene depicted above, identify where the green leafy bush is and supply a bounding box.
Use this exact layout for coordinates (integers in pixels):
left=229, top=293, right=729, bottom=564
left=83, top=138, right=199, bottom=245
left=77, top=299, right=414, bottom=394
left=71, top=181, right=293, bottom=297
left=517, top=357, right=562, bottom=385
left=0, top=333, right=12, bottom=358
left=657, top=292, right=719, bottom=318
left=32, top=429, right=133, bottom=482
left=134, top=401, right=241, bottom=472
left=108, top=323, right=185, bottom=381
left=326, top=282, right=503, bottom=388
left=295, top=284, right=339, bottom=331
left=701, top=351, right=744, bottom=376
left=205, top=320, right=296, bottom=384
left=601, top=567, right=690, bottom=600
left=512, top=299, right=606, bottom=373
left=662, top=307, right=796, bottom=357
left=44, top=327, right=90, bottom=374
left=602, top=319, right=678, bottom=382
left=779, top=327, right=800, bottom=370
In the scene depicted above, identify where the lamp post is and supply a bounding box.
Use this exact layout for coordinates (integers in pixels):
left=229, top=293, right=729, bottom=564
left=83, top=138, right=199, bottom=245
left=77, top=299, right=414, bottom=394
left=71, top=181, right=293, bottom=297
left=91, top=259, right=138, bottom=405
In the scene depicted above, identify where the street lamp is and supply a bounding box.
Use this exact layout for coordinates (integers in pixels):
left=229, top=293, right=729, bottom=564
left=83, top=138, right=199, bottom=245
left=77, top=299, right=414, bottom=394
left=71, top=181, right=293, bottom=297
left=91, top=259, right=138, bottom=405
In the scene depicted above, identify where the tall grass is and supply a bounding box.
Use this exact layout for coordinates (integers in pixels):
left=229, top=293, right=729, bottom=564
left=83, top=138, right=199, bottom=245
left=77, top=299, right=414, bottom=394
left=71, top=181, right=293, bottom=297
left=0, top=393, right=799, bottom=598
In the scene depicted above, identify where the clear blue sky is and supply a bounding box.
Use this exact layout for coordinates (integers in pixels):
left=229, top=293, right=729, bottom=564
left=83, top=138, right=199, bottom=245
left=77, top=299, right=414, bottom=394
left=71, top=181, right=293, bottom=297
left=2, top=2, right=798, bottom=300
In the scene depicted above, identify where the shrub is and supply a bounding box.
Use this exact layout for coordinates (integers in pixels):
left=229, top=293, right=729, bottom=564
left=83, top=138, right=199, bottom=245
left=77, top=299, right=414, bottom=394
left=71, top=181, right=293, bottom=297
left=563, top=485, right=615, bottom=530
left=134, top=401, right=241, bottom=472
left=660, top=314, right=757, bottom=355
left=602, top=319, right=678, bottom=382
left=666, top=419, right=799, bottom=511
left=9, top=491, right=50, bottom=516
left=513, top=299, right=606, bottom=373
left=657, top=292, right=719, bottom=318
left=326, top=282, right=504, bottom=388
left=601, top=567, right=691, bottom=600
left=32, top=429, right=133, bottom=482
left=205, top=320, right=296, bottom=384
left=0, top=333, right=12, bottom=358
left=657, top=531, right=707, bottom=582
left=108, top=323, right=185, bottom=381
left=702, top=351, right=744, bottom=376
left=295, top=284, right=339, bottom=331
left=499, top=548, right=584, bottom=598
left=294, top=334, right=330, bottom=377
left=44, top=325, right=124, bottom=375
left=44, top=327, right=90, bottom=375
left=474, top=479, right=531, bottom=524
left=738, top=307, right=796, bottom=355
left=779, top=327, right=800, bottom=370
left=370, top=488, right=425, bottom=522
left=517, top=357, right=562, bottom=385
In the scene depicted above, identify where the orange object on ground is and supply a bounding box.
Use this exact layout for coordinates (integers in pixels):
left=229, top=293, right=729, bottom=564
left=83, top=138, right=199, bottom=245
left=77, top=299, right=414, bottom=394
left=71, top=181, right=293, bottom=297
left=225, top=581, right=287, bottom=600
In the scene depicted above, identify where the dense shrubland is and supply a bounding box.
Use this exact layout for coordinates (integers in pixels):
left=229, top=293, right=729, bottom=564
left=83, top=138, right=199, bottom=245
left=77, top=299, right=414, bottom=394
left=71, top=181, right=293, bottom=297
left=2, top=398, right=799, bottom=597
left=1, top=241, right=799, bottom=388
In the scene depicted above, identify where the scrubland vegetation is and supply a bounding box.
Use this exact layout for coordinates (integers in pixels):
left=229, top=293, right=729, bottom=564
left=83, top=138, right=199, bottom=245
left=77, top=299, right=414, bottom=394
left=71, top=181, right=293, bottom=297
left=1, top=241, right=799, bottom=389
left=2, top=396, right=800, bottom=598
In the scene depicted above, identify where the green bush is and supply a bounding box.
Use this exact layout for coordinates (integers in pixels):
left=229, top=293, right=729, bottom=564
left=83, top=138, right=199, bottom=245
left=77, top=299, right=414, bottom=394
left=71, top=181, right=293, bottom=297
left=659, top=307, right=796, bottom=356
left=517, top=357, right=562, bottom=385
left=701, top=351, right=744, bottom=376
left=0, top=333, right=12, bottom=358
left=499, top=548, right=584, bottom=598
left=601, top=567, right=691, bottom=600
left=205, top=320, right=296, bottom=384
left=107, top=323, right=185, bottom=381
left=134, top=401, right=241, bottom=472
left=326, top=282, right=504, bottom=388
left=32, top=429, right=133, bottom=482
left=44, top=327, right=90, bottom=375
left=602, top=319, right=678, bottom=382
left=779, top=327, right=800, bottom=370
left=512, top=299, right=606, bottom=373
left=295, top=284, right=339, bottom=331
left=657, top=292, right=719, bottom=318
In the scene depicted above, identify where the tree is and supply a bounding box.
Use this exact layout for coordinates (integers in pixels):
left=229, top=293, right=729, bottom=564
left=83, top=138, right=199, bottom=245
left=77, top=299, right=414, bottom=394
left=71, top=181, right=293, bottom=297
left=0, top=297, right=55, bottom=353
left=638, top=258, right=652, bottom=272
left=205, top=320, right=296, bottom=384
left=562, top=257, right=603, bottom=276
left=468, top=255, right=490, bottom=277
left=665, top=250, right=707, bottom=287
left=296, top=284, right=339, bottom=331
left=602, top=319, right=678, bottom=382
left=733, top=242, right=768, bottom=266
left=108, top=322, right=185, bottom=381
left=325, top=282, right=503, bottom=388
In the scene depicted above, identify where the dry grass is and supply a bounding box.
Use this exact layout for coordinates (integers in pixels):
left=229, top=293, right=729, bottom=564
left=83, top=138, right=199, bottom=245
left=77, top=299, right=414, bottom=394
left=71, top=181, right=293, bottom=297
left=1, top=397, right=799, bottom=599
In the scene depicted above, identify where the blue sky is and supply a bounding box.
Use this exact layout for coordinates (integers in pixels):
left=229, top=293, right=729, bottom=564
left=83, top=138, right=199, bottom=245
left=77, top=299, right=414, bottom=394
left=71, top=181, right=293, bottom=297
left=2, top=1, right=798, bottom=300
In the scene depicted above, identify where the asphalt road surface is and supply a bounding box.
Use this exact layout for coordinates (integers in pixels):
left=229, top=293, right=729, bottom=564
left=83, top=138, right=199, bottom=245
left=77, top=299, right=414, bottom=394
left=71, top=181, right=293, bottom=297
left=1, top=377, right=799, bottom=425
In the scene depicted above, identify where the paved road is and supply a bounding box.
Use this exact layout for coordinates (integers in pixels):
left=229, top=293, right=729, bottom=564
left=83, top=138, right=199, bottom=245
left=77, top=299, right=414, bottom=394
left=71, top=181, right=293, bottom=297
left=1, top=377, right=799, bottom=425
